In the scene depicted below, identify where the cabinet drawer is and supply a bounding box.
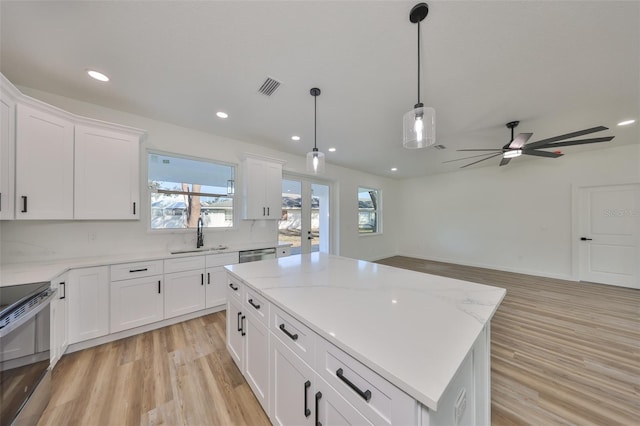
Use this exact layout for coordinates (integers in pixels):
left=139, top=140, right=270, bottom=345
left=316, top=337, right=416, bottom=426
left=164, top=255, right=205, bottom=273
left=227, top=275, right=243, bottom=303
left=205, top=252, right=239, bottom=268
left=244, top=286, right=268, bottom=325
left=270, top=304, right=316, bottom=368
left=110, top=260, right=163, bottom=281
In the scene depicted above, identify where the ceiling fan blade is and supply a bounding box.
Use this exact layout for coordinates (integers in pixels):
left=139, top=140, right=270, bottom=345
left=528, top=136, right=614, bottom=149
left=442, top=152, right=500, bottom=164
left=460, top=153, right=502, bottom=168
left=456, top=148, right=503, bottom=152
left=524, top=150, right=563, bottom=158
left=508, top=132, right=533, bottom=149
left=525, top=126, right=609, bottom=150
left=499, top=157, right=511, bottom=166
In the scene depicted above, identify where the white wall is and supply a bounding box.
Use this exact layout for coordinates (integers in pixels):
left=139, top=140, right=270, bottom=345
left=398, top=143, right=640, bottom=280
left=1, top=86, right=401, bottom=264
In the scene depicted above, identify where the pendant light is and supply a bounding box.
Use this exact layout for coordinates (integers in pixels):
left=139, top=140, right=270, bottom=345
left=306, top=87, right=325, bottom=174
left=403, top=3, right=436, bottom=149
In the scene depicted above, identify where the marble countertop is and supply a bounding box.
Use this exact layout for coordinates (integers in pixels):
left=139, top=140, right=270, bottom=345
left=1, top=241, right=291, bottom=287
left=225, top=252, right=506, bottom=411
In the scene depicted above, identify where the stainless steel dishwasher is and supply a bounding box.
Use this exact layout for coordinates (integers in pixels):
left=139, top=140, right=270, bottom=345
left=239, top=247, right=277, bottom=263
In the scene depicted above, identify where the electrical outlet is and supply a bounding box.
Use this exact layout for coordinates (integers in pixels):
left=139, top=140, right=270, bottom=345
left=454, top=388, right=467, bottom=426
left=88, top=232, right=97, bottom=242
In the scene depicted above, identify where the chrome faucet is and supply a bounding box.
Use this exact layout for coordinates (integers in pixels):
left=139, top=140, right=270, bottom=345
left=196, top=217, right=204, bottom=248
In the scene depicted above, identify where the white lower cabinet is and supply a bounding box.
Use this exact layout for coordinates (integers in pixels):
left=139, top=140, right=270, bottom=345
left=109, top=260, right=164, bottom=333
left=244, top=310, right=270, bottom=412
left=50, top=273, right=68, bottom=368
left=164, top=256, right=206, bottom=319
left=67, top=266, right=109, bottom=344
left=205, top=252, right=238, bottom=308
left=164, top=269, right=206, bottom=319
left=228, top=275, right=419, bottom=426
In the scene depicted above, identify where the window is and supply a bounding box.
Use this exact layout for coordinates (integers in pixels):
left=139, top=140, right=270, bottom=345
left=358, top=187, right=380, bottom=234
left=148, top=152, right=235, bottom=230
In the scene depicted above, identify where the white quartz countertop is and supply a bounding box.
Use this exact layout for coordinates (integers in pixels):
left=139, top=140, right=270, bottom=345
left=0, top=241, right=291, bottom=287
left=225, top=253, right=506, bottom=411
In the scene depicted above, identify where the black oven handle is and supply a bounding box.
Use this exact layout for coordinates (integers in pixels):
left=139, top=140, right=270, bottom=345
left=0, top=288, right=57, bottom=338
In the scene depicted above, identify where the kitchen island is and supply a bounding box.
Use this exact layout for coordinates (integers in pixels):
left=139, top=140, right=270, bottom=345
left=225, top=253, right=506, bottom=425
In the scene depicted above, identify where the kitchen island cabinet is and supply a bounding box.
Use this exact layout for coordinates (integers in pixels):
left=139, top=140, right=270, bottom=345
left=226, top=253, right=506, bottom=425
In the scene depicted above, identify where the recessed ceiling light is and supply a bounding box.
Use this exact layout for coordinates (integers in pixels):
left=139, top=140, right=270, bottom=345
left=617, top=119, right=636, bottom=126
left=328, top=147, right=336, bottom=152
left=216, top=111, right=229, bottom=119
left=87, top=69, right=109, bottom=82
left=391, top=167, right=398, bottom=171
left=291, top=135, right=301, bottom=141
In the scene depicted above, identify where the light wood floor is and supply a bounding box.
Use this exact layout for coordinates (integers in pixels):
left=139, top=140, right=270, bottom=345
left=38, top=257, right=639, bottom=425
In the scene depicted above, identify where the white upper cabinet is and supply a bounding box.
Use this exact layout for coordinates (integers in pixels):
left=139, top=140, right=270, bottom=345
left=242, top=155, right=284, bottom=220
left=74, top=125, right=140, bottom=219
left=0, top=72, right=145, bottom=221
left=0, top=84, right=16, bottom=220
left=15, top=103, right=74, bottom=219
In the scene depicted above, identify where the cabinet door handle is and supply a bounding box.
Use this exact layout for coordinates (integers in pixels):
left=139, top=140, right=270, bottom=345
left=201, top=273, right=204, bottom=285
left=241, top=315, right=246, bottom=336
left=248, top=298, right=260, bottom=310
left=133, top=202, right=136, bottom=215
left=315, top=391, right=322, bottom=426
left=129, top=268, right=148, bottom=273
left=279, top=323, right=299, bottom=341
left=21, top=196, right=27, bottom=213
left=267, top=207, right=270, bottom=216
left=263, top=207, right=266, bottom=216
left=304, top=380, right=311, bottom=417
left=60, top=282, right=66, bottom=299
left=237, top=312, right=242, bottom=332
left=229, top=283, right=238, bottom=291
left=158, top=280, right=161, bottom=294
left=336, top=368, right=372, bottom=402
left=207, top=272, right=211, bottom=285
left=0, top=192, right=2, bottom=211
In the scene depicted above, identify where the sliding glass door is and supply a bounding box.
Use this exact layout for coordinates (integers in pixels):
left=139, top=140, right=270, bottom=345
left=280, top=177, right=330, bottom=255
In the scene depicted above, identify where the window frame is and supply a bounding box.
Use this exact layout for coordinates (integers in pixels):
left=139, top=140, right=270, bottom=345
left=357, top=186, right=382, bottom=236
left=146, top=150, right=237, bottom=232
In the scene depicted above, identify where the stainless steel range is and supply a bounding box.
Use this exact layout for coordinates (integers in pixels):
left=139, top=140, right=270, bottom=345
left=0, top=282, right=56, bottom=426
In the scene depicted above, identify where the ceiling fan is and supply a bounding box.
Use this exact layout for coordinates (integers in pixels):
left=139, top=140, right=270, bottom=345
left=444, top=121, right=615, bottom=168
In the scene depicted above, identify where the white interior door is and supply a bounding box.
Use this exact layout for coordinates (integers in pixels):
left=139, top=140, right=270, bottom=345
left=578, top=184, right=640, bottom=289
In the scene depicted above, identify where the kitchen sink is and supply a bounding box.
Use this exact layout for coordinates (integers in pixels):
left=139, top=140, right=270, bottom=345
left=170, top=246, right=228, bottom=255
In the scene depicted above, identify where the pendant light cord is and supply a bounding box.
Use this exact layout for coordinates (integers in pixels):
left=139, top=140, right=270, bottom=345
left=314, top=94, right=317, bottom=150
left=417, top=20, right=421, bottom=105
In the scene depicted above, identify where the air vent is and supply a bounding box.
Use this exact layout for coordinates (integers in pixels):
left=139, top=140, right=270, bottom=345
left=258, top=77, right=282, bottom=96
left=433, top=144, right=446, bottom=150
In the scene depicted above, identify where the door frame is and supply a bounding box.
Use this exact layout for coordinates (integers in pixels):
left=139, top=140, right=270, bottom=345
left=281, top=172, right=337, bottom=255
left=571, top=179, right=640, bottom=282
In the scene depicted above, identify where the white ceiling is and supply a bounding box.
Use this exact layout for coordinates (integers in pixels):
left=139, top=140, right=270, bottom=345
left=1, top=1, right=638, bottom=179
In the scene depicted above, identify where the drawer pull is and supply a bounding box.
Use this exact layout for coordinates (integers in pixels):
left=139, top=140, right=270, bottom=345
left=279, top=323, right=299, bottom=341
left=315, top=391, right=322, bottom=426
left=229, top=283, right=238, bottom=291
left=336, top=368, right=372, bottom=402
left=248, top=298, right=261, bottom=310
left=129, top=268, right=148, bottom=273
left=304, top=380, right=311, bottom=417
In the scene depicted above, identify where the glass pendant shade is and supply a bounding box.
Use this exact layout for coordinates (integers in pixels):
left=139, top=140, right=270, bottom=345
left=306, top=148, right=325, bottom=174
left=403, top=104, right=435, bottom=149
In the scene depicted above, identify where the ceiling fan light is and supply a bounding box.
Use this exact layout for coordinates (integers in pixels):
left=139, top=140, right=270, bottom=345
left=306, top=149, right=325, bottom=174
left=503, top=149, right=522, bottom=159
left=403, top=105, right=435, bottom=148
